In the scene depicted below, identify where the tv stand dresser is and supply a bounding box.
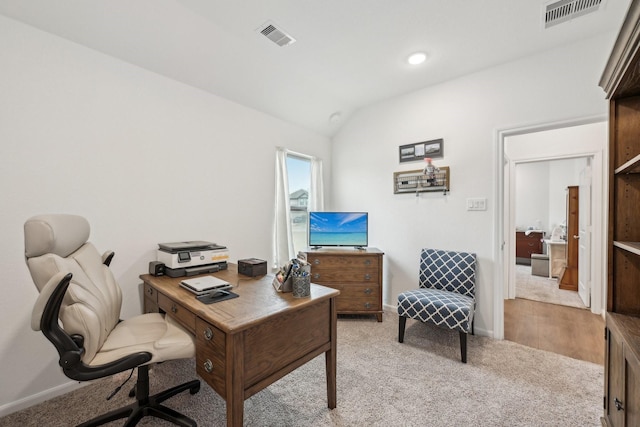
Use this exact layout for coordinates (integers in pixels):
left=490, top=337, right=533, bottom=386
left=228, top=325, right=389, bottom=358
left=305, top=247, right=384, bottom=322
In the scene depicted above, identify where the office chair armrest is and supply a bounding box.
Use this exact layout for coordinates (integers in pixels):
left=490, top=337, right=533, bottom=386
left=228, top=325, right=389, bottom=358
left=102, top=250, right=115, bottom=266
left=34, top=271, right=153, bottom=381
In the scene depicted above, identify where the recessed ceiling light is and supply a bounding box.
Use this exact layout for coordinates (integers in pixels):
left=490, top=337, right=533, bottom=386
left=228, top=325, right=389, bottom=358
left=407, top=52, right=427, bottom=65
left=329, top=112, right=342, bottom=123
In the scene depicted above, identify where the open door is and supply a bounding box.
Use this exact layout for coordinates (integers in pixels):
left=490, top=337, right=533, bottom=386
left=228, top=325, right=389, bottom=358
left=578, top=165, right=591, bottom=307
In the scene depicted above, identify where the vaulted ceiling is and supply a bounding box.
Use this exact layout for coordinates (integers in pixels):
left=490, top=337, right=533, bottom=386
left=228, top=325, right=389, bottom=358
left=0, top=0, right=631, bottom=136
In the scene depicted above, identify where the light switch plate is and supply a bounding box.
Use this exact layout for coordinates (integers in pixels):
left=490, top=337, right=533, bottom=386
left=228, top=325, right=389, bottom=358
left=466, top=198, right=487, bottom=211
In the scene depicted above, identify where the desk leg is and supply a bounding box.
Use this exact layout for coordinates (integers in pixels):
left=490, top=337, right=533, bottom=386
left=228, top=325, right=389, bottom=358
left=325, top=297, right=337, bottom=409
left=226, top=333, right=245, bottom=427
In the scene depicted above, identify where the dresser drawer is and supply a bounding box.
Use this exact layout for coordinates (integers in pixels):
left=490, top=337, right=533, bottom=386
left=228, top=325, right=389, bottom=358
left=311, top=269, right=378, bottom=283
left=325, top=283, right=380, bottom=312
left=308, top=255, right=379, bottom=270
left=158, top=292, right=196, bottom=333
left=195, top=318, right=226, bottom=396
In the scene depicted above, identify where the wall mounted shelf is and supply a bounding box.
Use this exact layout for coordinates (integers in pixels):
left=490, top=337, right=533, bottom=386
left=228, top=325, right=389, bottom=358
left=393, top=167, right=449, bottom=195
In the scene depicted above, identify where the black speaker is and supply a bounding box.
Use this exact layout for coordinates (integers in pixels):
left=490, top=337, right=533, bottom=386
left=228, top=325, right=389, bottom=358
left=149, top=261, right=165, bottom=276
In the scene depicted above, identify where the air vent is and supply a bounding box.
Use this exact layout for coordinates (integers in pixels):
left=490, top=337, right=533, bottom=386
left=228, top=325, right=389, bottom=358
left=257, top=21, right=296, bottom=47
left=544, top=0, right=604, bottom=28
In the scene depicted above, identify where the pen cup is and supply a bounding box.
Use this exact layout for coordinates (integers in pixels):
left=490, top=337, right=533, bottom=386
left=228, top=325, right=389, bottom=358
left=292, top=266, right=311, bottom=298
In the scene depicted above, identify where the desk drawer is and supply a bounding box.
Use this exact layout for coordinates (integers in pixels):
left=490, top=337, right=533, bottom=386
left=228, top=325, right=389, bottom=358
left=158, top=292, right=196, bottom=334
left=195, top=318, right=226, bottom=397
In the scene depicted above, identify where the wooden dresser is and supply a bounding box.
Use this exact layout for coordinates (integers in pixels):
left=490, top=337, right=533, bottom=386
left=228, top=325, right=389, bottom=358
left=305, top=247, right=384, bottom=322
left=515, top=231, right=543, bottom=265
left=600, top=2, right=640, bottom=425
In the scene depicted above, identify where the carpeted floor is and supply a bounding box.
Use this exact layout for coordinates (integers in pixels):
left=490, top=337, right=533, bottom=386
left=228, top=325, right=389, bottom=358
left=0, top=311, right=604, bottom=426
left=515, top=264, right=586, bottom=309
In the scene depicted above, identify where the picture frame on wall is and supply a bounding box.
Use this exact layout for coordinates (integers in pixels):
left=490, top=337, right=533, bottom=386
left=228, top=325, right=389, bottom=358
left=399, top=138, right=443, bottom=163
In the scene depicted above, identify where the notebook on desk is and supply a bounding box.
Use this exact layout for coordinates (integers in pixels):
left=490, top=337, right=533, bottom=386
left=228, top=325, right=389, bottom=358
left=180, top=275, right=232, bottom=295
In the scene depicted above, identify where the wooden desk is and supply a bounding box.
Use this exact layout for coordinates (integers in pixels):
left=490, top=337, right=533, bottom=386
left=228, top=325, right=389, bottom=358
left=140, top=264, right=340, bottom=427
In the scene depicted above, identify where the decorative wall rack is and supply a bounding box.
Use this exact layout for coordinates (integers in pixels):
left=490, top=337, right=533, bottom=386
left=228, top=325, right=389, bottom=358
left=393, top=167, right=449, bottom=195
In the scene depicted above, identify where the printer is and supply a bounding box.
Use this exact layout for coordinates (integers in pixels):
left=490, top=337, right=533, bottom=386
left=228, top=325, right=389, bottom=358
left=157, top=240, right=229, bottom=277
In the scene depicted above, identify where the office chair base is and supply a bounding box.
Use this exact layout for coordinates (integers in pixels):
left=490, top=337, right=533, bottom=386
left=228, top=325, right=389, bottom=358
left=77, top=365, right=201, bottom=427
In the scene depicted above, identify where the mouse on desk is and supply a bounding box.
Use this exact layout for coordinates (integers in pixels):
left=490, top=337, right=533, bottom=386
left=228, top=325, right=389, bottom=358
left=208, top=290, right=229, bottom=298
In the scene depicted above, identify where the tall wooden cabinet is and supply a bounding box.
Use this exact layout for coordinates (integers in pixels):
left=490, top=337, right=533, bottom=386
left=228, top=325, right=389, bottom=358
left=600, top=2, right=640, bottom=425
left=559, top=186, right=579, bottom=291
left=305, top=248, right=384, bottom=322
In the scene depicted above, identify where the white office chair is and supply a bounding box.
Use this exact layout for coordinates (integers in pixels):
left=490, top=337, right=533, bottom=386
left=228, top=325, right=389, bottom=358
left=24, top=214, right=200, bottom=426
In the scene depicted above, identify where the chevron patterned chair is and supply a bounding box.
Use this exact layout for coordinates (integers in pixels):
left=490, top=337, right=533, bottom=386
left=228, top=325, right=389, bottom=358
left=397, top=248, right=477, bottom=363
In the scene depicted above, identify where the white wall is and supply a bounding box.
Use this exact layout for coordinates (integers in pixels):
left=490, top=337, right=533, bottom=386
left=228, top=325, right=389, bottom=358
left=331, top=33, right=615, bottom=337
left=0, top=16, right=331, bottom=414
left=515, top=157, right=588, bottom=236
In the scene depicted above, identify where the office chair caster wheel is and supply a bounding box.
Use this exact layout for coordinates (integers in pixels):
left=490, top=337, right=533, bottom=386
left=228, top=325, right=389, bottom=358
left=190, top=382, right=201, bottom=395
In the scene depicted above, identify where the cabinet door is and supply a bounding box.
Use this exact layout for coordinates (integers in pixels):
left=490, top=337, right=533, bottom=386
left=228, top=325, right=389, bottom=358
left=607, top=327, right=624, bottom=426
left=625, top=344, right=640, bottom=426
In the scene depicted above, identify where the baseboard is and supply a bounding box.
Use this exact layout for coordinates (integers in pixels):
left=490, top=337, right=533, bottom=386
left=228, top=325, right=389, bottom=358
left=0, top=379, right=86, bottom=418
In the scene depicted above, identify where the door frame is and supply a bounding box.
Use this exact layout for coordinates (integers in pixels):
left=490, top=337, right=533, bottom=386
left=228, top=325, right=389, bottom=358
left=494, top=115, right=607, bottom=339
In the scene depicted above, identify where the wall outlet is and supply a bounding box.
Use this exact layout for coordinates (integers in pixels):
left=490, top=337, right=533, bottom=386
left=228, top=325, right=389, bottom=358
left=466, top=198, right=487, bottom=211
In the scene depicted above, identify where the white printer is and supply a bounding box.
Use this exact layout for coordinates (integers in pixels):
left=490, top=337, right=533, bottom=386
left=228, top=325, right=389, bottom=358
left=157, top=241, right=229, bottom=277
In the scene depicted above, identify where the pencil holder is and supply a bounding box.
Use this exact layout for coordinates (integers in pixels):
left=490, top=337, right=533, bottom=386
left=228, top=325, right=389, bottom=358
left=292, top=265, right=311, bottom=298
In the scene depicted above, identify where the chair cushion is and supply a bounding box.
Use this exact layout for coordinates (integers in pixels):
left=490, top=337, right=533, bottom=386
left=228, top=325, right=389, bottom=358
left=397, top=288, right=474, bottom=333
left=91, top=313, right=195, bottom=366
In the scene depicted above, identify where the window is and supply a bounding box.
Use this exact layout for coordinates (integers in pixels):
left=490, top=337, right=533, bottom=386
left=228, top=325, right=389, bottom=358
left=287, top=155, right=311, bottom=254
left=273, top=148, right=324, bottom=267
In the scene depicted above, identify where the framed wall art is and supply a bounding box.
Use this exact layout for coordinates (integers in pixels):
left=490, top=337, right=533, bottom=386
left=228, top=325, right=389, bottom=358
left=398, top=138, right=443, bottom=163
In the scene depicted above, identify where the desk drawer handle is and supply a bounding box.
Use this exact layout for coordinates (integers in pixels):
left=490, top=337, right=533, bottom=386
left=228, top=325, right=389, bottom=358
left=203, top=359, right=213, bottom=373
left=147, top=287, right=154, bottom=296
left=364, top=288, right=372, bottom=295
left=203, top=327, right=213, bottom=341
left=364, top=274, right=371, bottom=280
left=615, top=397, right=624, bottom=411
left=171, top=304, right=178, bottom=314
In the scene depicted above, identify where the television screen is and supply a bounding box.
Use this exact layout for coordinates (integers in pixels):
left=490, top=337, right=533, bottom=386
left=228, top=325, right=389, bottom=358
left=308, top=212, right=368, bottom=248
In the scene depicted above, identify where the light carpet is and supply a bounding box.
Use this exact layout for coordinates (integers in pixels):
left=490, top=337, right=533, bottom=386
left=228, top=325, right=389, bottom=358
left=0, top=311, right=603, bottom=426
left=515, top=264, right=586, bottom=309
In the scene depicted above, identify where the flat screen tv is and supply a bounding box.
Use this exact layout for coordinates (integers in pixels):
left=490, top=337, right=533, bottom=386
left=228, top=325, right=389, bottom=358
left=308, top=212, right=368, bottom=248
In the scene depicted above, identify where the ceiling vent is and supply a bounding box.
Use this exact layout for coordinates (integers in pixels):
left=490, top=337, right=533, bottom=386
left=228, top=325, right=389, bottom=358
left=544, top=0, right=604, bottom=28
left=257, top=21, right=296, bottom=47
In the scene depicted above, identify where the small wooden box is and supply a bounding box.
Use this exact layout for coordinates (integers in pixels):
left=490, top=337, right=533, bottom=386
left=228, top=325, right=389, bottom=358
left=238, top=258, right=267, bottom=277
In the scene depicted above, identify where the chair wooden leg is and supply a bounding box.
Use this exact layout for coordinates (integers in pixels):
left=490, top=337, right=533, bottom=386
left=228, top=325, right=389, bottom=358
left=459, top=331, right=467, bottom=363
left=398, top=316, right=407, bottom=343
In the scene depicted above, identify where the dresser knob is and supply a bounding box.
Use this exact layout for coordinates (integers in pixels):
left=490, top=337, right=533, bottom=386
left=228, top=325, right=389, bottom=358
left=364, top=259, right=371, bottom=265
left=364, top=274, right=371, bottom=280
left=203, top=327, right=213, bottom=341
left=364, top=288, right=372, bottom=295
left=313, top=259, right=320, bottom=265
left=203, top=359, right=213, bottom=373
left=364, top=302, right=372, bottom=309
left=313, top=273, right=321, bottom=280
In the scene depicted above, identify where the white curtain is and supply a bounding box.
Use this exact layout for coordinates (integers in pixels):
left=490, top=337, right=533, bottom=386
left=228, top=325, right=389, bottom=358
left=273, top=148, right=325, bottom=268
left=273, top=148, right=294, bottom=268
left=309, top=157, right=324, bottom=212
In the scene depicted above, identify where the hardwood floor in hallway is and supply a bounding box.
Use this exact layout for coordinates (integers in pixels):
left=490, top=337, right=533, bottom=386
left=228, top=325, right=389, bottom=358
left=504, top=298, right=604, bottom=365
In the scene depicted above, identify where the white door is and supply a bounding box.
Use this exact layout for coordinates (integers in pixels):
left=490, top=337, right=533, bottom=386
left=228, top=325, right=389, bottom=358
left=578, top=165, right=591, bottom=307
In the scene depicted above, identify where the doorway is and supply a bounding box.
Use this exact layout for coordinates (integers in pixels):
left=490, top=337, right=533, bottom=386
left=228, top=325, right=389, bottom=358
left=513, top=158, right=589, bottom=310
left=493, top=118, right=607, bottom=341
left=497, top=120, right=607, bottom=360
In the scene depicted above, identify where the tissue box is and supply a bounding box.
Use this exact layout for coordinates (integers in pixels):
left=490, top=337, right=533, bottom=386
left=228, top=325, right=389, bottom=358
left=238, top=258, right=268, bottom=277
